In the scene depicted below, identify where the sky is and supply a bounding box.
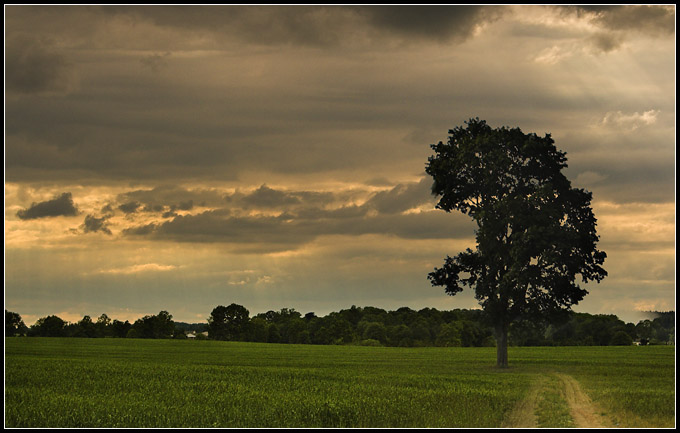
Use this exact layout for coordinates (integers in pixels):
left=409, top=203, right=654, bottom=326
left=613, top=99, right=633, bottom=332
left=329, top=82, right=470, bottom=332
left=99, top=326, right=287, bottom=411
left=4, top=5, right=676, bottom=326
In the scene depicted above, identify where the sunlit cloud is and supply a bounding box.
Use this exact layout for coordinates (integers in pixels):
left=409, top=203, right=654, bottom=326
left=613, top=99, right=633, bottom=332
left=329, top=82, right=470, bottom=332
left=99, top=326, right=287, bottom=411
left=96, top=263, right=180, bottom=275
left=533, top=46, right=571, bottom=65
left=632, top=300, right=674, bottom=313
left=601, top=109, right=660, bottom=130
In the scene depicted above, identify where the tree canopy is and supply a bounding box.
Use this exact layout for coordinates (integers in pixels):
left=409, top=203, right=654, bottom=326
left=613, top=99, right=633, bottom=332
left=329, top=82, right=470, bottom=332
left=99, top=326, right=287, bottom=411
left=426, top=118, right=607, bottom=367
left=5, top=310, right=28, bottom=337
left=129, top=311, right=175, bottom=339
left=208, top=304, right=250, bottom=341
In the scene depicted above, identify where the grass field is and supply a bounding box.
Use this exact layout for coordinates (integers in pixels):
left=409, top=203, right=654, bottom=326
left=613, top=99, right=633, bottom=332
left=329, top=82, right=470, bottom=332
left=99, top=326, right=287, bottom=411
left=4, top=338, right=675, bottom=428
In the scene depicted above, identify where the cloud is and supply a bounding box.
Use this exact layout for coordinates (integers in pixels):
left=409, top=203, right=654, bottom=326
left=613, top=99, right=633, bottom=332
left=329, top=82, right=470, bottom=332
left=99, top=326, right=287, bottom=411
left=587, top=32, right=624, bottom=53
left=574, top=171, right=608, bottom=187
left=177, top=200, right=194, bottom=211
left=364, top=177, right=434, bottom=214
left=16, top=192, right=79, bottom=220
left=5, top=35, right=75, bottom=94
left=544, top=6, right=675, bottom=55
left=106, top=6, right=349, bottom=47
left=140, top=51, right=171, bottom=72
left=241, top=185, right=302, bottom=208
left=119, top=179, right=473, bottom=252
left=563, top=5, right=675, bottom=37
left=97, top=263, right=178, bottom=275
left=356, top=5, right=505, bottom=43
left=7, top=6, right=670, bottom=186
left=118, top=201, right=141, bottom=214
left=122, top=223, right=158, bottom=236
left=256, top=275, right=274, bottom=286
left=116, top=186, right=224, bottom=214
left=585, top=5, right=675, bottom=37
left=81, top=214, right=112, bottom=235
left=533, top=46, right=570, bottom=65
left=109, top=5, right=505, bottom=47
left=123, top=209, right=472, bottom=252
left=364, top=177, right=394, bottom=187
left=601, top=110, right=659, bottom=131
left=595, top=202, right=675, bottom=252
left=234, top=180, right=434, bottom=216
left=124, top=209, right=315, bottom=249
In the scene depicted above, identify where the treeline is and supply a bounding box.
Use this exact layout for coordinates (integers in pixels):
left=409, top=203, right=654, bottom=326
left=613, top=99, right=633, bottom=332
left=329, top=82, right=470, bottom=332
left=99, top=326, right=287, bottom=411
left=5, top=307, right=675, bottom=347
left=4, top=311, right=181, bottom=339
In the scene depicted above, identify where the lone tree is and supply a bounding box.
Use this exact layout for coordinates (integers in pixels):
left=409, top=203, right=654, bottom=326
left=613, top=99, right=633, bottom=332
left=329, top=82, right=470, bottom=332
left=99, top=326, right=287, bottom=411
left=426, top=118, right=607, bottom=367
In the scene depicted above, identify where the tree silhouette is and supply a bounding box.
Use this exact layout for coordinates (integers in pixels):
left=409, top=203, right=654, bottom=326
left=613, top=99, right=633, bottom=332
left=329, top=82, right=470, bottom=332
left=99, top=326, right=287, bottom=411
left=76, top=315, right=97, bottom=338
left=131, top=311, right=175, bottom=339
left=5, top=310, right=27, bottom=336
left=208, top=304, right=250, bottom=341
left=426, top=118, right=607, bottom=367
left=30, top=315, right=66, bottom=337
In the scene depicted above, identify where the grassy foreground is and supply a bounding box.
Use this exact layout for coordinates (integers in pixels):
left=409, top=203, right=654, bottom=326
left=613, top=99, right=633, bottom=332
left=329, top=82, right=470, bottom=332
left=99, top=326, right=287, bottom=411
left=4, top=338, right=675, bottom=428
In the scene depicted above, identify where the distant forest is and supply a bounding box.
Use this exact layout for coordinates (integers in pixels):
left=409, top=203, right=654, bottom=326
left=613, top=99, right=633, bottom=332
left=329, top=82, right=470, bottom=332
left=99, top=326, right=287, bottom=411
left=5, top=306, right=675, bottom=347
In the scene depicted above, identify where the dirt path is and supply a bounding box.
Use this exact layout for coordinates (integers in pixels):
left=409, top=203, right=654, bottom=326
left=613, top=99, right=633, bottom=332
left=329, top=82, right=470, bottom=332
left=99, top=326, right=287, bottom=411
left=503, top=373, right=611, bottom=428
left=556, top=373, right=611, bottom=428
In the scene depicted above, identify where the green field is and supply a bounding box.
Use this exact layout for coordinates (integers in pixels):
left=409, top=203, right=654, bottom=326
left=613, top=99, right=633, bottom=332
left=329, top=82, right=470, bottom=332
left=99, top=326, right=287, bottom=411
left=4, top=338, right=675, bottom=428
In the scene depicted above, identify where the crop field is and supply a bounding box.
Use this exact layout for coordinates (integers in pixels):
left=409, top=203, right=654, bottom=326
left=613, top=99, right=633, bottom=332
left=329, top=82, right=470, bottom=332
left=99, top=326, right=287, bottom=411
left=4, top=338, right=675, bottom=428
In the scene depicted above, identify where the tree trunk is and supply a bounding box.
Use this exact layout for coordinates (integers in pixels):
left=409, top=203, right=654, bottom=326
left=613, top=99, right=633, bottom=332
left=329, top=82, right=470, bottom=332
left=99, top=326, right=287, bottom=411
left=495, top=323, right=509, bottom=368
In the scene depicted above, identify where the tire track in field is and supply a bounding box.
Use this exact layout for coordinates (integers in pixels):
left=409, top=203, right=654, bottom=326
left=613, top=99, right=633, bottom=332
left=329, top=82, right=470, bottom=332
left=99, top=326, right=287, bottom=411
left=557, top=373, right=611, bottom=428
left=501, top=375, right=544, bottom=428
left=502, top=373, right=611, bottom=428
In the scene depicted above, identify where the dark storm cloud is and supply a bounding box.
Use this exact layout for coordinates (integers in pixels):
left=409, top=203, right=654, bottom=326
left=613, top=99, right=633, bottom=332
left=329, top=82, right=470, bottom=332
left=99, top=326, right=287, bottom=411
left=357, top=5, right=503, bottom=42
left=81, top=214, right=112, bottom=235
left=5, top=35, right=74, bottom=94
left=4, top=5, right=674, bottom=202
left=16, top=193, right=79, bottom=220
left=0, top=7, right=594, bottom=186
left=104, top=5, right=504, bottom=46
